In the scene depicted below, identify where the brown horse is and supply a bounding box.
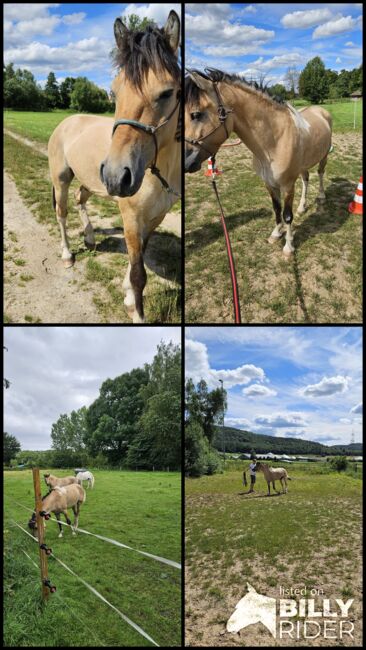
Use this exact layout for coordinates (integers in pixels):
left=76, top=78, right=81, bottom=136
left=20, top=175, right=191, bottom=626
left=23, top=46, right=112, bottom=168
left=44, top=473, right=79, bottom=489
left=48, top=11, right=181, bottom=322
left=255, top=462, right=292, bottom=495
left=29, top=484, right=86, bottom=537
left=185, top=68, right=332, bottom=258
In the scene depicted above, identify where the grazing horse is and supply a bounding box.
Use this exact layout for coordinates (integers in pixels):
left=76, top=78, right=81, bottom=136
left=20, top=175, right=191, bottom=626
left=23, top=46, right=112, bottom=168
left=76, top=470, right=95, bottom=489
left=255, top=462, right=292, bottom=495
left=44, top=473, right=79, bottom=489
left=48, top=11, right=181, bottom=323
left=28, top=484, right=86, bottom=538
left=185, top=68, right=332, bottom=257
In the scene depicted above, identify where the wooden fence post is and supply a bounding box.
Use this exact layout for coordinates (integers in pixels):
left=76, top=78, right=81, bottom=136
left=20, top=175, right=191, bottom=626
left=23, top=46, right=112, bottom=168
left=32, top=468, right=49, bottom=601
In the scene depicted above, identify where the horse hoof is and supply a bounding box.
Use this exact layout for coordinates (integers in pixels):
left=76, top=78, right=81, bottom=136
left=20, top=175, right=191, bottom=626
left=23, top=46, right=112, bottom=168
left=283, top=249, right=294, bottom=259
left=268, top=235, right=282, bottom=244
left=63, top=257, right=74, bottom=269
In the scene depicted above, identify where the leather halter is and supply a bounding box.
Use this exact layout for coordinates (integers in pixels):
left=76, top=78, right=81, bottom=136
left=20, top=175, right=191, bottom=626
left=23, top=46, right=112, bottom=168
left=112, top=98, right=181, bottom=196
left=185, top=82, right=233, bottom=157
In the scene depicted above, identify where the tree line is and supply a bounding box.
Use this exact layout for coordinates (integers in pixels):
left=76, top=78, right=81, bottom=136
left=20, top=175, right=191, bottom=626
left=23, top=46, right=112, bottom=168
left=4, top=64, right=114, bottom=113
left=4, top=340, right=181, bottom=471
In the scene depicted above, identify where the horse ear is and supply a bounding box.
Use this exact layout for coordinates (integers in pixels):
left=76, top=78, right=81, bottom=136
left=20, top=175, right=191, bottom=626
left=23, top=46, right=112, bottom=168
left=188, top=71, right=213, bottom=93
left=114, top=18, right=129, bottom=51
left=163, top=10, right=180, bottom=54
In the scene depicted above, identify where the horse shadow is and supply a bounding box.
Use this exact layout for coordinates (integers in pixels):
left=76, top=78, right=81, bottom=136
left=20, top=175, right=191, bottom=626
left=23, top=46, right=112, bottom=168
left=186, top=208, right=271, bottom=253
left=238, top=491, right=283, bottom=498
left=293, top=176, right=356, bottom=247
left=87, top=226, right=181, bottom=284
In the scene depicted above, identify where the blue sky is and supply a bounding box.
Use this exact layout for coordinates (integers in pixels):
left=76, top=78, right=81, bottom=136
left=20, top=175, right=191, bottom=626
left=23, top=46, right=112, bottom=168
left=185, top=3, right=362, bottom=86
left=4, top=3, right=181, bottom=91
left=185, top=327, right=362, bottom=446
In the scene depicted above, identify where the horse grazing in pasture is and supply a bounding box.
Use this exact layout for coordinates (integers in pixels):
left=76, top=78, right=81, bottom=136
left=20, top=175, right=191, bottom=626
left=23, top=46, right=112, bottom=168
left=255, top=462, right=292, bottom=495
left=28, top=484, right=86, bottom=538
left=76, top=470, right=95, bottom=489
left=44, top=473, right=79, bottom=489
left=185, top=68, right=332, bottom=258
left=48, top=10, right=181, bottom=323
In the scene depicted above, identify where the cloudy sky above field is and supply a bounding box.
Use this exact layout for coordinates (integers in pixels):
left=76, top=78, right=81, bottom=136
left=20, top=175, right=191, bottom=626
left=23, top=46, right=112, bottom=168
left=186, top=3, right=362, bottom=85
left=185, top=327, right=362, bottom=446
left=4, top=326, right=181, bottom=450
left=3, top=3, right=181, bottom=90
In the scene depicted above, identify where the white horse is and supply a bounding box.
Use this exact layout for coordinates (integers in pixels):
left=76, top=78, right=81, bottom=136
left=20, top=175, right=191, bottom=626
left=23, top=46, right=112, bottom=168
left=76, top=471, right=95, bottom=489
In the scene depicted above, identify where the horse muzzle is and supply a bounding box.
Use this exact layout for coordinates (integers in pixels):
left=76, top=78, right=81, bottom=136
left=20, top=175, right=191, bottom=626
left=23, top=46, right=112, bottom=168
left=100, top=158, right=145, bottom=197
left=184, top=148, right=203, bottom=174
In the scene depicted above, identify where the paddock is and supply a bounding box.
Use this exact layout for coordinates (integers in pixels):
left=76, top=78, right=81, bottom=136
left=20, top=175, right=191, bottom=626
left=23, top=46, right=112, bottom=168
left=185, top=106, right=362, bottom=324
left=4, top=468, right=181, bottom=647
left=185, top=463, right=362, bottom=646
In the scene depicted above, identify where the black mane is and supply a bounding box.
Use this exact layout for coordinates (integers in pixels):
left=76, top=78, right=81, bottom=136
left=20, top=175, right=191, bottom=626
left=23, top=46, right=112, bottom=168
left=112, top=24, right=180, bottom=90
left=185, top=67, right=285, bottom=106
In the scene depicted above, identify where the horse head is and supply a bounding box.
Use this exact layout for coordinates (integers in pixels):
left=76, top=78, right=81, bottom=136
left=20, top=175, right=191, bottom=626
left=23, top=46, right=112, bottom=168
left=100, top=11, right=181, bottom=197
left=227, top=583, right=276, bottom=638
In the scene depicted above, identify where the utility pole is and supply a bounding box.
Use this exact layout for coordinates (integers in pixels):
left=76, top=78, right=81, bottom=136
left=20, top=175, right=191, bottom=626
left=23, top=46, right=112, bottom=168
left=219, top=379, right=225, bottom=466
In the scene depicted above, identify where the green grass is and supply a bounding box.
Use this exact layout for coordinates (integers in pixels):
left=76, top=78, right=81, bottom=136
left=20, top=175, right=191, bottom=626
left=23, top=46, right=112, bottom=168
left=4, top=469, right=181, bottom=647
left=291, top=99, right=363, bottom=132
left=4, top=109, right=114, bottom=143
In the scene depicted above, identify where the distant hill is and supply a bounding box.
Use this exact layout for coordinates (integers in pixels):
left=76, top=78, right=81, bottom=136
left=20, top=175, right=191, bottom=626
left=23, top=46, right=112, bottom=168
left=212, top=426, right=362, bottom=456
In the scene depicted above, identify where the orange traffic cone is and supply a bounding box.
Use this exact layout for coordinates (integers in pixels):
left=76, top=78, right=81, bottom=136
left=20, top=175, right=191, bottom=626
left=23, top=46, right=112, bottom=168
left=348, top=176, right=363, bottom=215
left=204, top=157, right=222, bottom=177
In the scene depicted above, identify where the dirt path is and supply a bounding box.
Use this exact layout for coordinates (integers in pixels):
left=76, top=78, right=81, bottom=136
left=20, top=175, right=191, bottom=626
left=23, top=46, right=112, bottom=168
left=4, top=171, right=103, bottom=323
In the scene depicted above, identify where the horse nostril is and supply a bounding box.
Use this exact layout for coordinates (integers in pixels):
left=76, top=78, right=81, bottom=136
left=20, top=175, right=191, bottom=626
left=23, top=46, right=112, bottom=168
left=120, top=167, right=132, bottom=191
left=99, top=163, right=105, bottom=183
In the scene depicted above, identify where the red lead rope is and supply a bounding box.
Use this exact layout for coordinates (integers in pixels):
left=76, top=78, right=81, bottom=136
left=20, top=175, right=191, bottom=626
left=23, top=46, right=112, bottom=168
left=211, top=176, right=241, bottom=324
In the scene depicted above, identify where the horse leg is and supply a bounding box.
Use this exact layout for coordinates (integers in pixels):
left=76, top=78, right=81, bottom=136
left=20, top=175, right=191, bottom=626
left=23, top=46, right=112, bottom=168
left=72, top=503, right=80, bottom=535
left=61, top=509, right=72, bottom=534
left=267, top=481, right=271, bottom=496
left=55, top=513, right=63, bottom=538
left=297, top=171, right=309, bottom=214
left=284, top=477, right=288, bottom=493
left=282, top=183, right=296, bottom=257
left=317, top=155, right=328, bottom=201
left=122, top=220, right=148, bottom=323
left=52, top=170, right=74, bottom=268
left=266, top=185, right=285, bottom=243
left=74, top=186, right=95, bottom=249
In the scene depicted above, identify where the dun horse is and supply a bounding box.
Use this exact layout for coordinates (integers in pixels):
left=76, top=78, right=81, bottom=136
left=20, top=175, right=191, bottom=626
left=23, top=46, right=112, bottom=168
left=255, top=461, right=292, bottom=495
left=185, top=68, right=332, bottom=257
left=28, top=484, right=86, bottom=537
left=44, top=473, right=79, bottom=489
left=48, top=11, right=181, bottom=322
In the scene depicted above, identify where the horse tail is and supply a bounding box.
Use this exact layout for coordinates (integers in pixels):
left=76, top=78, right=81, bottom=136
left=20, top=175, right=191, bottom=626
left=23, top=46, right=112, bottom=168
left=52, top=186, right=56, bottom=210
left=287, top=476, right=292, bottom=480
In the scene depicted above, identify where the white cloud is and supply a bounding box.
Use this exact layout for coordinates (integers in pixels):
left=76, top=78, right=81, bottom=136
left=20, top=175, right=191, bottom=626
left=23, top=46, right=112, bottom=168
left=248, top=53, right=304, bottom=71
left=62, top=12, right=86, bottom=26
left=345, top=41, right=355, bottom=46
left=242, top=5, right=257, bottom=14
left=336, top=57, right=342, bottom=63
left=225, top=417, right=252, bottom=428
left=313, top=14, right=362, bottom=39
left=350, top=402, right=362, bottom=415
left=186, top=12, right=274, bottom=54
left=185, top=339, right=265, bottom=388
left=302, top=375, right=349, bottom=397
left=254, top=413, right=308, bottom=428
left=122, top=3, right=181, bottom=24
left=281, top=9, right=332, bottom=29
left=4, top=3, right=60, bottom=21
left=339, top=418, right=352, bottom=424
left=242, top=384, right=277, bottom=398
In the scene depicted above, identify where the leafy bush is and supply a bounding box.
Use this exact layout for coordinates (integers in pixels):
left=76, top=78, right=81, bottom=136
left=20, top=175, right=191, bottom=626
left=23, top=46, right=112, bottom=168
left=329, top=456, right=348, bottom=472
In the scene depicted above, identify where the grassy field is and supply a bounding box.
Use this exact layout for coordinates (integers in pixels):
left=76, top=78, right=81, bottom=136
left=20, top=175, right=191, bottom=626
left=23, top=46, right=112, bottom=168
left=4, top=469, right=181, bottom=647
left=185, top=100, right=362, bottom=323
left=185, top=462, right=362, bottom=646
left=4, top=110, right=181, bottom=324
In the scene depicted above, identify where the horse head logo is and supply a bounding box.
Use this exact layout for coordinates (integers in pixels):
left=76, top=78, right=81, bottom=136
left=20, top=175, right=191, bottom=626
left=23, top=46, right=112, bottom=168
left=227, top=583, right=276, bottom=638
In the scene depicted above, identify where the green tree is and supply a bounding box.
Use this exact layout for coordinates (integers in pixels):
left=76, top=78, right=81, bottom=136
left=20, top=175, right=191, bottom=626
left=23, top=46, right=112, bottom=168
left=127, top=342, right=181, bottom=470
left=4, top=432, right=21, bottom=465
left=44, top=71, right=60, bottom=108
left=268, top=83, right=288, bottom=101
left=51, top=406, right=88, bottom=452
left=185, top=378, right=226, bottom=444
left=124, top=14, right=156, bottom=31
left=4, top=68, right=46, bottom=110
left=59, top=76, right=76, bottom=109
left=330, top=456, right=348, bottom=472
left=86, top=367, right=149, bottom=464
left=299, top=57, right=329, bottom=103
left=70, top=77, right=111, bottom=113
left=336, top=69, right=351, bottom=98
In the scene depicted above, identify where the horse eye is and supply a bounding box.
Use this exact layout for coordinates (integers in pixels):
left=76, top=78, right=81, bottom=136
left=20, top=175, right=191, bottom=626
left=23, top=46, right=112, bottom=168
left=158, top=89, right=174, bottom=100
left=191, top=111, right=202, bottom=121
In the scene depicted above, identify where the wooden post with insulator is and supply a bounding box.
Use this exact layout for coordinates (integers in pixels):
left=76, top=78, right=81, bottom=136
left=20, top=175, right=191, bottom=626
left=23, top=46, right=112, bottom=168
left=32, top=468, right=49, bottom=601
